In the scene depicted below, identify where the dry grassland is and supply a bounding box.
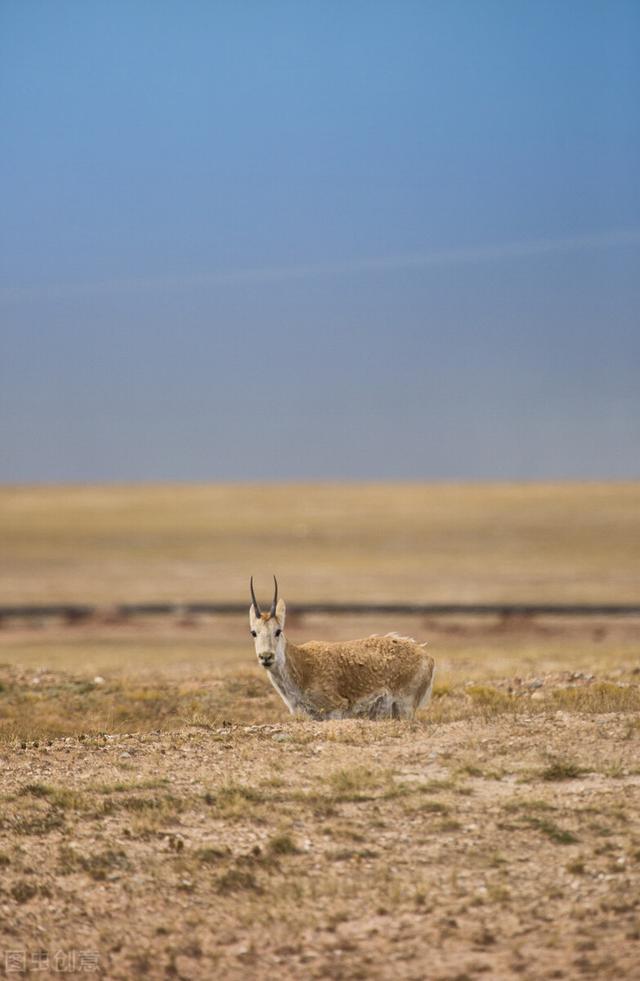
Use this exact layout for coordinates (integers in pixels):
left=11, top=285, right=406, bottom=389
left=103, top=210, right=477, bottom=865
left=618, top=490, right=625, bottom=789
left=1, top=482, right=638, bottom=604
left=1, top=615, right=639, bottom=980
left=0, top=483, right=639, bottom=979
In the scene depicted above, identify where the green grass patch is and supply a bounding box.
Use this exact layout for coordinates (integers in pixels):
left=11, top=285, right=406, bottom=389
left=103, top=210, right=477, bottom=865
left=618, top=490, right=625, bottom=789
left=58, top=844, right=129, bottom=880
left=503, top=798, right=557, bottom=814
left=539, top=758, right=586, bottom=782
left=267, top=833, right=300, bottom=856
left=194, top=847, right=229, bottom=865
left=216, top=868, right=261, bottom=894
left=523, top=816, right=578, bottom=844
left=416, top=800, right=450, bottom=815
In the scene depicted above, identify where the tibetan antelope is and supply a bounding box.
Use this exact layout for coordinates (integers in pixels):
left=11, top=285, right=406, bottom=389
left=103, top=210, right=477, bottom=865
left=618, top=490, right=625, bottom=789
left=249, top=577, right=435, bottom=720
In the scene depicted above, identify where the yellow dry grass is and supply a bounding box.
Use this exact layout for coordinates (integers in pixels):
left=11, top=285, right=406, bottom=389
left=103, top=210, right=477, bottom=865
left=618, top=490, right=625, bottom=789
left=1, top=481, right=638, bottom=603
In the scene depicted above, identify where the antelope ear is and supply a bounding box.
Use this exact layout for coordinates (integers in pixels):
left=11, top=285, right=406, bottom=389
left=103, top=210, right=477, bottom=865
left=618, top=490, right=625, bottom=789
left=249, top=605, right=259, bottom=629
left=275, top=598, right=286, bottom=627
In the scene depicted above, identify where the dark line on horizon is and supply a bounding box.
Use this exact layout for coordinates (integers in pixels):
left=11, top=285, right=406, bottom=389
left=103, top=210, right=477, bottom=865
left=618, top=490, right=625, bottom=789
left=1, top=602, right=639, bottom=621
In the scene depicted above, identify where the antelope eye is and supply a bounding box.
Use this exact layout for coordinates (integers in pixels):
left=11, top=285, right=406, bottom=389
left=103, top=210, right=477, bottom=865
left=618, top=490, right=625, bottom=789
left=275, top=628, right=281, bottom=637
left=251, top=630, right=257, bottom=637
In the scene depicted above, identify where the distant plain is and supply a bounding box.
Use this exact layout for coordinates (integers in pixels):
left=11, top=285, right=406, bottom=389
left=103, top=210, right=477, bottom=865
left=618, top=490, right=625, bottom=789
left=1, top=482, right=638, bottom=605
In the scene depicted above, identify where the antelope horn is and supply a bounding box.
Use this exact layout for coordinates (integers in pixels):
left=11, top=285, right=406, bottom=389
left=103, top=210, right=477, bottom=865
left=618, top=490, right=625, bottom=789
left=250, top=576, right=261, bottom=616
left=269, top=575, right=278, bottom=618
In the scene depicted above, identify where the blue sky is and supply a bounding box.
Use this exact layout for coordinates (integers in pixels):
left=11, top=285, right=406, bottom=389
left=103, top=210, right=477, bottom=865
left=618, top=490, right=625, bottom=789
left=1, top=1, right=638, bottom=481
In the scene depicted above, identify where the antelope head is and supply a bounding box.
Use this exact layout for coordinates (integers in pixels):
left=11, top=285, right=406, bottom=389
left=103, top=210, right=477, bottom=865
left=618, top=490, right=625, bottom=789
left=249, top=576, right=286, bottom=670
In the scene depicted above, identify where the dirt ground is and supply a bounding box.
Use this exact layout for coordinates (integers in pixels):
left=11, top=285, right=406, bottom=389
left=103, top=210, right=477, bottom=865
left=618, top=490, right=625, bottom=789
left=0, top=618, right=639, bottom=980
left=1, top=482, right=639, bottom=978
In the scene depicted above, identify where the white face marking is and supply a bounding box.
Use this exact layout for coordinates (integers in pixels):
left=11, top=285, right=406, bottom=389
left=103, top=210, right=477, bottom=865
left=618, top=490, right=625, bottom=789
left=249, top=602, right=286, bottom=670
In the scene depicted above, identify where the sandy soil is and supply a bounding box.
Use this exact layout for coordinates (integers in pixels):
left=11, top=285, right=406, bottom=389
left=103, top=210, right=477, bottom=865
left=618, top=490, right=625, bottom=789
left=1, top=686, right=639, bottom=980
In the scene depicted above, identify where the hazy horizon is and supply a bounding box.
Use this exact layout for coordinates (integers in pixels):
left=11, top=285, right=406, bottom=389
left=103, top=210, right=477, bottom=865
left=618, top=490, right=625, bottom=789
left=2, top=2, right=639, bottom=483
left=2, top=478, right=638, bottom=492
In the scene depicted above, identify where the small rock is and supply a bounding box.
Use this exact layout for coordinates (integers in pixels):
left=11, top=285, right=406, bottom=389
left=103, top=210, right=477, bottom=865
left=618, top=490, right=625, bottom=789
left=93, top=676, right=105, bottom=685
left=119, top=751, right=132, bottom=759
left=272, top=732, right=291, bottom=742
left=528, top=679, right=544, bottom=690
